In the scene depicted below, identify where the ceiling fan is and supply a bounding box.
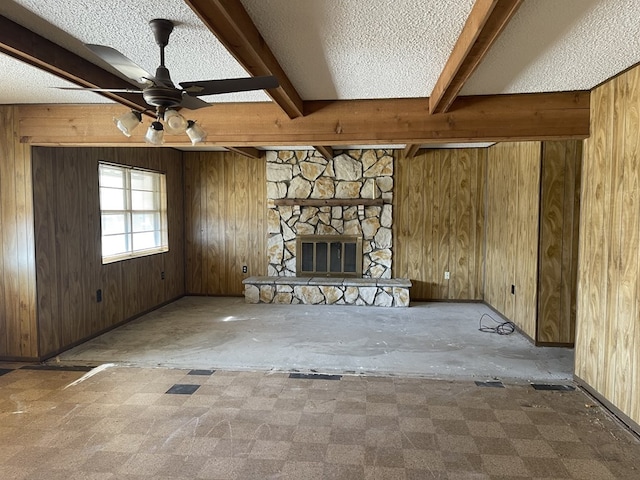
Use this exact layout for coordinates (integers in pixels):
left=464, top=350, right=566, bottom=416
left=61, top=18, right=279, bottom=144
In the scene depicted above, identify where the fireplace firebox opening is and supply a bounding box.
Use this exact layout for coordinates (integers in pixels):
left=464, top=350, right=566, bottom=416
left=296, top=235, right=363, bottom=277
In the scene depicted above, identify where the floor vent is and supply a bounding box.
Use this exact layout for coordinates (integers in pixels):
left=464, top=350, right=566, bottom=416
left=166, top=384, right=200, bottom=395
left=188, top=369, right=215, bottom=376
left=21, top=365, right=95, bottom=372
left=289, top=373, right=342, bottom=380
left=531, top=383, right=575, bottom=391
left=475, top=380, right=505, bottom=388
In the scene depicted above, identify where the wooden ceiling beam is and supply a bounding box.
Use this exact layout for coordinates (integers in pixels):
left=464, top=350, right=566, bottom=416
left=226, top=146, right=263, bottom=159
left=185, top=0, right=304, bottom=119
left=313, top=146, right=334, bottom=159
left=0, top=15, right=149, bottom=113
left=429, top=0, right=523, bottom=114
left=17, top=91, right=590, bottom=146
left=403, top=144, right=422, bottom=159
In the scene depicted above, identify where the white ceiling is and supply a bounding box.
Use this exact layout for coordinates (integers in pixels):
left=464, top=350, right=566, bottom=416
left=1, top=0, right=639, bottom=150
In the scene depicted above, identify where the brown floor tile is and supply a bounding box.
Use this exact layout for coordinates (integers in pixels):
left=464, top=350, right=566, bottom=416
left=0, top=366, right=639, bottom=480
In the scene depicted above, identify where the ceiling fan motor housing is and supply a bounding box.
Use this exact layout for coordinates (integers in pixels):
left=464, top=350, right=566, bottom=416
left=142, top=86, right=183, bottom=108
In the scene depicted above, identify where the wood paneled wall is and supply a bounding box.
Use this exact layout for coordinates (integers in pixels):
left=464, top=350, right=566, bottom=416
left=32, top=147, right=184, bottom=358
left=576, top=65, right=640, bottom=426
left=0, top=106, right=38, bottom=359
left=537, top=141, right=582, bottom=344
left=184, top=152, right=267, bottom=296
left=485, top=142, right=541, bottom=339
left=394, top=149, right=486, bottom=300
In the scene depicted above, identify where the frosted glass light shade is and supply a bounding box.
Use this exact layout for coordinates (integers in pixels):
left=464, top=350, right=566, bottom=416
left=163, top=109, right=188, bottom=134
left=144, top=121, right=164, bottom=145
left=186, top=120, right=207, bottom=145
left=113, top=111, right=142, bottom=136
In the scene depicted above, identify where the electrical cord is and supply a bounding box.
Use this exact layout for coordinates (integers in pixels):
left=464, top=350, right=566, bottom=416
left=479, top=313, right=515, bottom=335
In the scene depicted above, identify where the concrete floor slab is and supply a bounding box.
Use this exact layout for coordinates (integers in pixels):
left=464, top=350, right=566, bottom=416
left=53, top=297, right=573, bottom=382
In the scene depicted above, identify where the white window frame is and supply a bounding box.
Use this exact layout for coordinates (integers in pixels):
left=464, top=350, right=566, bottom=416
left=98, top=162, right=169, bottom=264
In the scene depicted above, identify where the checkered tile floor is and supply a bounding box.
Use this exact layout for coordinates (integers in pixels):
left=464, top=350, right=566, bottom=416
left=0, top=366, right=639, bottom=479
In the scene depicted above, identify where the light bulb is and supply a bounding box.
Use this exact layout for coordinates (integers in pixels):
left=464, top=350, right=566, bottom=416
left=144, top=121, right=164, bottom=145
left=185, top=120, right=207, bottom=145
left=163, top=109, right=188, bottom=134
left=113, top=111, right=142, bottom=137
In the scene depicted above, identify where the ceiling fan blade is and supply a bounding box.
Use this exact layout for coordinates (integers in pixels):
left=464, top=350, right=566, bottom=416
left=180, top=76, right=279, bottom=96
left=86, top=44, right=160, bottom=86
left=180, top=94, right=212, bottom=110
left=54, top=86, right=142, bottom=94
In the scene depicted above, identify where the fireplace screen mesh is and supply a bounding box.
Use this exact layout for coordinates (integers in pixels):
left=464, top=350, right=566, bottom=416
left=296, top=235, right=362, bottom=277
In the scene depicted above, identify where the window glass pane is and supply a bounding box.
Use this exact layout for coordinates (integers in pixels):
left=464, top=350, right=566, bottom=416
left=99, top=162, right=168, bottom=263
left=344, top=242, right=357, bottom=272
left=99, top=165, right=125, bottom=188
left=133, top=231, right=158, bottom=251
left=102, top=234, right=128, bottom=257
left=132, top=212, right=160, bottom=233
left=316, top=242, right=328, bottom=272
left=131, top=190, right=157, bottom=210
left=301, top=242, right=313, bottom=272
left=100, top=187, right=126, bottom=210
left=330, top=242, right=342, bottom=272
left=130, top=170, right=157, bottom=191
left=102, top=213, right=128, bottom=235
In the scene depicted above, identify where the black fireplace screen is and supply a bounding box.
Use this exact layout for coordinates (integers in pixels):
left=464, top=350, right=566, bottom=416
left=296, top=235, right=363, bottom=277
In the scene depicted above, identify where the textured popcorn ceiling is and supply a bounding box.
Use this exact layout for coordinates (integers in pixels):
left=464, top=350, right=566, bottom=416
left=1, top=0, right=640, bottom=106
left=462, top=0, right=640, bottom=95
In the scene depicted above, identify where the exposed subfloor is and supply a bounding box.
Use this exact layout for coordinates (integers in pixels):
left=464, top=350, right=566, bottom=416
left=1, top=366, right=639, bottom=479
left=53, top=297, right=573, bottom=383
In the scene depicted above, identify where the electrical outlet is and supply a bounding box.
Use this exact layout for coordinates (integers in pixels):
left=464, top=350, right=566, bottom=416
left=511, top=284, right=516, bottom=295
left=96, top=289, right=102, bottom=303
left=242, top=265, right=248, bottom=274
left=444, top=271, right=450, bottom=280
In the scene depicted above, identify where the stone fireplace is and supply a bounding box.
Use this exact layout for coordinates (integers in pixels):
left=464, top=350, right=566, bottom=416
left=243, top=149, right=410, bottom=307
left=266, top=149, right=393, bottom=278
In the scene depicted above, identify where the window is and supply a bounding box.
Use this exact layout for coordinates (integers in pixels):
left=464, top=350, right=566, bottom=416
left=99, top=163, right=168, bottom=263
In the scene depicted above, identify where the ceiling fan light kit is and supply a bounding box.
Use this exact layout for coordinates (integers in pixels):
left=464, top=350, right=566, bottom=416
left=186, top=120, right=207, bottom=145
left=163, top=109, right=188, bottom=134
left=113, top=110, right=143, bottom=137
left=75, top=18, right=278, bottom=145
left=144, top=120, right=165, bottom=145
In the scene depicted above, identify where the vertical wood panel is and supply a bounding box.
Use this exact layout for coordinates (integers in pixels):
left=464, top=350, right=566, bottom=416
left=516, top=142, right=541, bottom=337
left=206, top=153, right=222, bottom=294
left=537, top=140, right=582, bottom=344
left=475, top=150, right=487, bottom=299
left=615, top=67, right=639, bottom=416
left=538, top=142, right=564, bottom=341
left=234, top=154, right=249, bottom=289
left=395, top=148, right=485, bottom=300
left=224, top=154, right=236, bottom=292
left=485, top=141, right=541, bottom=339
left=454, top=149, right=471, bottom=298
left=184, top=156, right=203, bottom=293
left=576, top=63, right=640, bottom=427
left=437, top=150, right=451, bottom=298
left=0, top=106, right=38, bottom=359
left=184, top=151, right=267, bottom=296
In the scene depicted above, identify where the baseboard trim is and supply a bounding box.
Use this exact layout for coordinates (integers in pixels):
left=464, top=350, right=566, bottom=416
left=38, top=294, right=185, bottom=362
left=574, top=374, right=640, bottom=439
